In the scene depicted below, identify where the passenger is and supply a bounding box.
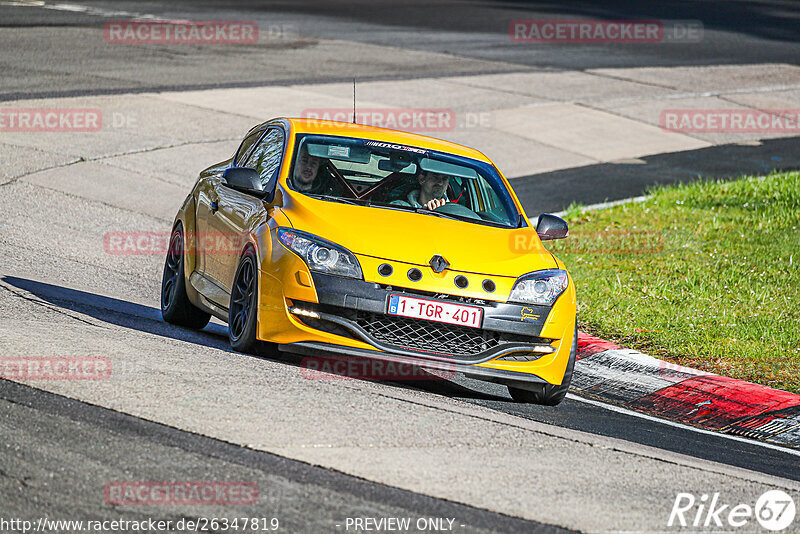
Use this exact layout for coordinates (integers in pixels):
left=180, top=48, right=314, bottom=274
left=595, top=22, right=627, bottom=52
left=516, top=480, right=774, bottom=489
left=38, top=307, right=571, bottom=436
left=396, top=170, right=450, bottom=210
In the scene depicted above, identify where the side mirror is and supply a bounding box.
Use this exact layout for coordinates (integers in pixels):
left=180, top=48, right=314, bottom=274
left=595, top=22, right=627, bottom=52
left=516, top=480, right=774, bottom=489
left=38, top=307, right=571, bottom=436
left=222, top=167, right=263, bottom=197
left=536, top=213, right=569, bottom=240
left=261, top=169, right=280, bottom=204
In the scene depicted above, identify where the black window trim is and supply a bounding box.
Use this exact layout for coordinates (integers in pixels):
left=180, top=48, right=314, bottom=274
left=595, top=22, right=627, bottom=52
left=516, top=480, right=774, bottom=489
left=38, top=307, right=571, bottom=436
left=233, top=126, right=266, bottom=167
left=241, top=125, right=288, bottom=188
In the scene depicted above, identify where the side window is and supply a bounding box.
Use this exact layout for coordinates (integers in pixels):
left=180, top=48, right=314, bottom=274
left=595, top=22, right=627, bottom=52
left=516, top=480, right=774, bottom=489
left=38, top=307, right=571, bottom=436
left=484, top=184, right=502, bottom=212
left=234, top=128, right=263, bottom=165
left=479, top=177, right=512, bottom=221
left=449, top=177, right=472, bottom=210
left=467, top=178, right=483, bottom=211
left=244, top=129, right=285, bottom=186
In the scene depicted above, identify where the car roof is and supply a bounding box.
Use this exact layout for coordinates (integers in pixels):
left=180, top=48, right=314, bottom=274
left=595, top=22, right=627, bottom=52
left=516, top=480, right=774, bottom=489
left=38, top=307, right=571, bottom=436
left=283, top=118, right=492, bottom=163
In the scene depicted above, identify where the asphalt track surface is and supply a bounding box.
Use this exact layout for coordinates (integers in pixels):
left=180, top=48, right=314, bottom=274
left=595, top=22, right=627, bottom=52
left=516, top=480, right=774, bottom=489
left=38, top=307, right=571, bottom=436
left=2, top=1, right=800, bottom=532
left=0, top=378, right=564, bottom=534
left=0, top=280, right=798, bottom=530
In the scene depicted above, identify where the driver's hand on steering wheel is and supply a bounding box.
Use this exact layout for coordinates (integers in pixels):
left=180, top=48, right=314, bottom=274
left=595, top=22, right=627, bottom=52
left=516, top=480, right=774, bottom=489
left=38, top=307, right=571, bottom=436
left=424, top=198, right=447, bottom=210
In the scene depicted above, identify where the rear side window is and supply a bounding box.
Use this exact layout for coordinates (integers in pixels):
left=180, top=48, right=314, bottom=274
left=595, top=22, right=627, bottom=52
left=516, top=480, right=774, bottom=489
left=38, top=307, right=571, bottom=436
left=244, top=129, right=285, bottom=187
left=234, top=128, right=263, bottom=165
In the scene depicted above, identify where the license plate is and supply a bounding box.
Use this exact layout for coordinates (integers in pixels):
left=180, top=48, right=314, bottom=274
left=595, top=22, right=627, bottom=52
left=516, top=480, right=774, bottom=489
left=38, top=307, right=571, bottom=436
left=387, top=294, right=483, bottom=328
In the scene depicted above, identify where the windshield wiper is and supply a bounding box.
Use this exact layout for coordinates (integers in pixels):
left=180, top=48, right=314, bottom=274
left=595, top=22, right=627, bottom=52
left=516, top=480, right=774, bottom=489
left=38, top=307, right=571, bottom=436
left=415, top=208, right=463, bottom=221
left=415, top=207, right=494, bottom=225
left=416, top=207, right=515, bottom=228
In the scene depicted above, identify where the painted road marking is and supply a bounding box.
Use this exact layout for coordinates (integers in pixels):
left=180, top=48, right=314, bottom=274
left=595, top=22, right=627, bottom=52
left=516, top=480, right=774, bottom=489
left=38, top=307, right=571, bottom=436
left=566, top=393, right=800, bottom=458
left=572, top=348, right=709, bottom=403
left=574, top=331, right=800, bottom=449
left=630, top=374, right=800, bottom=430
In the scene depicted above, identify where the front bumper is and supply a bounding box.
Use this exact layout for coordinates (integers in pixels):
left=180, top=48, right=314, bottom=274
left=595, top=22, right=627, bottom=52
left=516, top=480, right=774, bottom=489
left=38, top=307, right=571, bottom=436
left=277, top=341, right=551, bottom=386
left=289, top=272, right=559, bottom=363
left=258, top=247, right=576, bottom=385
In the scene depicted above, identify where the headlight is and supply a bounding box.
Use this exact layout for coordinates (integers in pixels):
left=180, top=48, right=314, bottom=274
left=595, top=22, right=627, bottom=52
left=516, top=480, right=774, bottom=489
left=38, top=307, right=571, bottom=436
left=509, top=269, right=568, bottom=306
left=277, top=228, right=363, bottom=279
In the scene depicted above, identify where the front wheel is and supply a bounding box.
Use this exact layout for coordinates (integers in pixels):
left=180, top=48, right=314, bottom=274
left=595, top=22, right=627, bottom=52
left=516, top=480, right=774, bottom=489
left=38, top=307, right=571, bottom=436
left=228, top=247, right=261, bottom=354
left=508, top=322, right=577, bottom=406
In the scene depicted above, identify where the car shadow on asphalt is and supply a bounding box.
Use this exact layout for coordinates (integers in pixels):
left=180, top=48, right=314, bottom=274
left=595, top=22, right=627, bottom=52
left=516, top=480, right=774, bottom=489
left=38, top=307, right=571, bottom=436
left=2, top=275, right=235, bottom=353
left=276, top=348, right=508, bottom=401
left=2, top=276, right=508, bottom=402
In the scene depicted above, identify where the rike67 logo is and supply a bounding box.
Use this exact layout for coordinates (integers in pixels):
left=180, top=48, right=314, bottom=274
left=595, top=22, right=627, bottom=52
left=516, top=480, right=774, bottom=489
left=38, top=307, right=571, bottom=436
left=669, top=490, right=796, bottom=531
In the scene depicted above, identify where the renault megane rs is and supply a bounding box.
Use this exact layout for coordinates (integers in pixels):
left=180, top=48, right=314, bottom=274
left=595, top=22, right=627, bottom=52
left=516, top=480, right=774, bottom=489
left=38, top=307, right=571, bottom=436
left=161, top=118, right=576, bottom=405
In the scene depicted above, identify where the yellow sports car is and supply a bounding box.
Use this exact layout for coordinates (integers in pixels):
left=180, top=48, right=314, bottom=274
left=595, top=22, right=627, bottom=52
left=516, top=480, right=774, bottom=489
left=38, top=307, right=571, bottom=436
left=161, top=118, right=576, bottom=405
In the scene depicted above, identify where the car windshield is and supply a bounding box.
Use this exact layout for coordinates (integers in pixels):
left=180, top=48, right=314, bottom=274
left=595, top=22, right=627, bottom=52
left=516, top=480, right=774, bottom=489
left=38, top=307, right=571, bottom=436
left=287, top=134, right=521, bottom=228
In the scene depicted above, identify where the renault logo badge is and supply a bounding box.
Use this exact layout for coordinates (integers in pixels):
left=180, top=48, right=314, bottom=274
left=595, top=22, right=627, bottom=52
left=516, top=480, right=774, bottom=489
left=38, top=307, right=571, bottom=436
left=429, top=255, right=449, bottom=273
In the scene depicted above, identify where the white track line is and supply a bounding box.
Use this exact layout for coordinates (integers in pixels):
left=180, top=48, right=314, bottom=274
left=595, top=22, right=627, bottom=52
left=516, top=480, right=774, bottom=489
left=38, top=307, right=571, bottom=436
left=566, top=393, right=800, bottom=457
left=552, top=195, right=650, bottom=217
left=0, top=0, right=182, bottom=21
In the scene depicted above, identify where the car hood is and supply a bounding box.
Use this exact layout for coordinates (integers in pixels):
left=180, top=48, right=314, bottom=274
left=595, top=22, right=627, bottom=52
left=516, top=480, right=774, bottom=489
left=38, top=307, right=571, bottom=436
left=282, top=194, right=557, bottom=277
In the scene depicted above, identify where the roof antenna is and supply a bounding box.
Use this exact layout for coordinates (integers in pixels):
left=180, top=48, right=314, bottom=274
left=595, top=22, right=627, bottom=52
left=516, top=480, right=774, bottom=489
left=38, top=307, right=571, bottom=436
left=352, top=78, right=357, bottom=124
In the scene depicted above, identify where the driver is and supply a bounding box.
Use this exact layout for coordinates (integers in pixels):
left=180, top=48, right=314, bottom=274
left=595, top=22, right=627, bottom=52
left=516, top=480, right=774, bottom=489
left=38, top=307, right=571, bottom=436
left=292, top=144, right=344, bottom=196
left=402, top=170, right=450, bottom=210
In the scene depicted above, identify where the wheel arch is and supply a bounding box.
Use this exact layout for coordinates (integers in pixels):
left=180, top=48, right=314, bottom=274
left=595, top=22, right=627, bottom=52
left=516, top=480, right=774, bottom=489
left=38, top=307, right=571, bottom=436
left=172, top=193, right=199, bottom=276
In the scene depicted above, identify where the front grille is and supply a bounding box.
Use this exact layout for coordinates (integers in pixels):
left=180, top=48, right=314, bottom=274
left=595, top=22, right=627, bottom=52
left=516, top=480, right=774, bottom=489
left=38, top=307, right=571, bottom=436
left=355, top=311, right=501, bottom=358
left=297, top=301, right=551, bottom=360
left=497, top=354, right=544, bottom=361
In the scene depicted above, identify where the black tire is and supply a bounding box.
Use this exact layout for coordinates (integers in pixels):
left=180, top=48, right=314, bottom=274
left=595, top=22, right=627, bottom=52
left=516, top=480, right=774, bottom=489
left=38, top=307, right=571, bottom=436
left=228, top=247, right=261, bottom=354
left=161, top=223, right=211, bottom=329
left=508, top=322, right=577, bottom=406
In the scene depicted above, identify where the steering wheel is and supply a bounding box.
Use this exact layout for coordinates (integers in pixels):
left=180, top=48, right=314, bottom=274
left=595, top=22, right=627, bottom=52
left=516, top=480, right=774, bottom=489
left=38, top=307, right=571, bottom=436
left=433, top=202, right=482, bottom=220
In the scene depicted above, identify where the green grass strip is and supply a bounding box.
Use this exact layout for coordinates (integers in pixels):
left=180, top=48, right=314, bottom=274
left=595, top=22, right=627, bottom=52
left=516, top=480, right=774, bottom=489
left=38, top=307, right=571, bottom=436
left=549, top=170, right=800, bottom=393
